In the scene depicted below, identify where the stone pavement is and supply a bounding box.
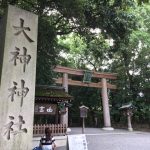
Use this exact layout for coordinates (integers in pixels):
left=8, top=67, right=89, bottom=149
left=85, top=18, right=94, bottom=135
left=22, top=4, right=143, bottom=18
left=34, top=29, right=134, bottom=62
left=32, top=128, right=150, bottom=150
left=70, top=128, right=150, bottom=150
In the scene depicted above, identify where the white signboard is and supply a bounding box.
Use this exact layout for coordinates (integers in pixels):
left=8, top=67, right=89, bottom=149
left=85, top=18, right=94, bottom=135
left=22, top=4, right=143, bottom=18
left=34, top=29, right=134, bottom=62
left=68, top=134, right=88, bottom=150
left=34, top=104, right=57, bottom=115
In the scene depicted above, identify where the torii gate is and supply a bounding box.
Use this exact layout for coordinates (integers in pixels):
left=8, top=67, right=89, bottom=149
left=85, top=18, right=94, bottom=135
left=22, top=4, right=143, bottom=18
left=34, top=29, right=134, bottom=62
left=53, top=65, right=117, bottom=130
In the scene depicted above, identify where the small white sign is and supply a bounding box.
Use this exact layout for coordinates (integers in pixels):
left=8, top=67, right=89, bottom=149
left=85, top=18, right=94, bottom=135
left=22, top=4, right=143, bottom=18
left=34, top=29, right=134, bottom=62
left=39, top=106, right=45, bottom=112
left=68, top=134, right=88, bottom=150
left=47, top=106, right=53, bottom=112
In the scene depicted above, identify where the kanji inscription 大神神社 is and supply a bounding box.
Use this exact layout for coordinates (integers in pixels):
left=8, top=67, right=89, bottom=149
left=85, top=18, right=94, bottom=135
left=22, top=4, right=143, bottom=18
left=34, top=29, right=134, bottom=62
left=13, top=18, right=34, bottom=43
left=0, top=5, right=38, bottom=149
left=10, top=47, right=31, bottom=72
left=8, top=80, right=29, bottom=107
left=3, top=116, right=27, bottom=140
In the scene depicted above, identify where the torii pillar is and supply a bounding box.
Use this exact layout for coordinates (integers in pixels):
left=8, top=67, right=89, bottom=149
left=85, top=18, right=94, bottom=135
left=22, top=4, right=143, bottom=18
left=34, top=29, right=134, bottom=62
left=101, top=78, right=114, bottom=130
left=60, top=73, right=68, bottom=127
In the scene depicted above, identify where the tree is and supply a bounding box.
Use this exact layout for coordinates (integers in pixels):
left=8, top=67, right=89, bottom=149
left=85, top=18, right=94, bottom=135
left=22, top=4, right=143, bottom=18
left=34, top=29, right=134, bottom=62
left=57, top=2, right=150, bottom=125
left=1, top=0, right=150, bottom=126
left=110, top=4, right=150, bottom=124
left=0, top=0, right=87, bottom=84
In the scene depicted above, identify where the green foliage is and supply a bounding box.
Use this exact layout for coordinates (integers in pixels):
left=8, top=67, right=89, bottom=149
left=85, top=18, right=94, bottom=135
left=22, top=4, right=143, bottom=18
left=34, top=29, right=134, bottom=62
left=0, top=0, right=88, bottom=85
left=58, top=33, right=110, bottom=70
left=69, top=86, right=103, bottom=127
left=58, top=2, right=150, bottom=126
left=36, top=16, right=58, bottom=85
left=58, top=33, right=86, bottom=68
left=110, top=4, right=150, bottom=125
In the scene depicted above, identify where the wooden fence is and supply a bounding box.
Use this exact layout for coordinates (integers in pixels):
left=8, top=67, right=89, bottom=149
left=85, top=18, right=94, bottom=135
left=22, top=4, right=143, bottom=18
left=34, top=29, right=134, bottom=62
left=33, top=124, right=67, bottom=136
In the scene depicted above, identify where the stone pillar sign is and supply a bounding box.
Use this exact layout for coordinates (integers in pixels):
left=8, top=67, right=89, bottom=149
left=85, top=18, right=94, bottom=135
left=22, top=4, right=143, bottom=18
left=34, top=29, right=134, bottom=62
left=0, top=5, right=38, bottom=150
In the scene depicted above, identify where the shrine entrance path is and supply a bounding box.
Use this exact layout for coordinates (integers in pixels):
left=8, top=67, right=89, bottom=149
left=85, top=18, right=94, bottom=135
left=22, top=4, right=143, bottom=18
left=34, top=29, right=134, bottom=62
left=69, top=127, right=150, bottom=150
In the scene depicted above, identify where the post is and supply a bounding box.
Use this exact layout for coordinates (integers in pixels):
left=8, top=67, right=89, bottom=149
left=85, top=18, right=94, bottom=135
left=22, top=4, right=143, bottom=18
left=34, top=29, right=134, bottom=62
left=79, top=105, right=88, bottom=134
left=82, top=118, right=85, bottom=134
left=60, top=73, right=68, bottom=126
left=127, top=110, right=133, bottom=131
left=101, top=78, right=113, bottom=130
left=0, top=5, right=38, bottom=150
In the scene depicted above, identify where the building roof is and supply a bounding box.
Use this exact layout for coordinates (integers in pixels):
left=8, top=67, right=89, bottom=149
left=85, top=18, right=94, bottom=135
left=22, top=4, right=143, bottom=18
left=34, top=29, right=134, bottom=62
left=35, top=85, right=73, bottom=102
left=119, top=102, right=135, bottom=110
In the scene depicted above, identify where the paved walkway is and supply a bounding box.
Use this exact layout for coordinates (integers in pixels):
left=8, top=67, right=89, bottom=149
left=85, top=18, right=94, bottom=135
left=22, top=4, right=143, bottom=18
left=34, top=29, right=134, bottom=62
left=70, top=128, right=150, bottom=150
left=32, top=128, right=150, bottom=150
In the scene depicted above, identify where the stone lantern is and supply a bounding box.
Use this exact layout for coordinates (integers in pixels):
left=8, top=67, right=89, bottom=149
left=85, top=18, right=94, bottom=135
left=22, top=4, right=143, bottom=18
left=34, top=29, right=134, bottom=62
left=119, top=102, right=135, bottom=131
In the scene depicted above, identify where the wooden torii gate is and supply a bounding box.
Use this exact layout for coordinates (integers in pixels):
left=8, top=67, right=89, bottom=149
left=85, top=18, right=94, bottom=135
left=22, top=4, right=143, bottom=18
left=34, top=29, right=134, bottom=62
left=53, top=65, right=117, bottom=130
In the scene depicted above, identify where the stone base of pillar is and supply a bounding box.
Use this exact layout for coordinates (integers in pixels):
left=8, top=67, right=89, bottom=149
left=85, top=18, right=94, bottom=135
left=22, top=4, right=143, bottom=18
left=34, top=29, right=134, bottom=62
left=128, top=128, right=133, bottom=131
left=102, top=127, right=114, bottom=131
left=67, top=128, right=71, bottom=134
